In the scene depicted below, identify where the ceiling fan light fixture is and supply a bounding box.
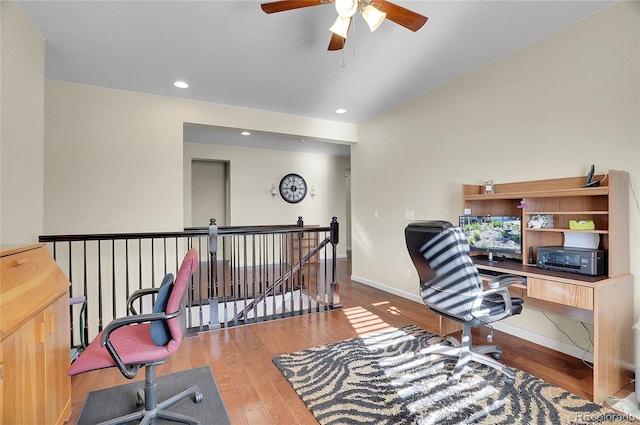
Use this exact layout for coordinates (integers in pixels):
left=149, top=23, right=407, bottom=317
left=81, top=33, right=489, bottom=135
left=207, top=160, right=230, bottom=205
left=329, top=15, right=351, bottom=38
left=334, top=0, right=358, bottom=17
left=362, top=4, right=386, bottom=32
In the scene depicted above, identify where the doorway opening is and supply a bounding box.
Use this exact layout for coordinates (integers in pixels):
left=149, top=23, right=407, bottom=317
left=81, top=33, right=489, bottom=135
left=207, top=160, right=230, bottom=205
left=191, top=159, right=229, bottom=227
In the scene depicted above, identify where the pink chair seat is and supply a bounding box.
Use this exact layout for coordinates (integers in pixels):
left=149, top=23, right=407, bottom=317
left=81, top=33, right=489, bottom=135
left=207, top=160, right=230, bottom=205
left=68, top=322, right=180, bottom=375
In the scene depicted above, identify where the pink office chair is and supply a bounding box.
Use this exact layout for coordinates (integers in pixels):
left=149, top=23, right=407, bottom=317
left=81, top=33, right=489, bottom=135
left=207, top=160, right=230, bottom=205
left=69, top=249, right=202, bottom=425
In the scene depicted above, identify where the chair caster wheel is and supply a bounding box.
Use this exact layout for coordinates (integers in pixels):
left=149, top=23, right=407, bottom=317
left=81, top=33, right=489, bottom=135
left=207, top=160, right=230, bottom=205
left=193, top=391, right=203, bottom=404
left=448, top=377, right=458, bottom=385
left=135, top=390, right=144, bottom=407
left=493, top=353, right=502, bottom=360
left=505, top=378, right=514, bottom=385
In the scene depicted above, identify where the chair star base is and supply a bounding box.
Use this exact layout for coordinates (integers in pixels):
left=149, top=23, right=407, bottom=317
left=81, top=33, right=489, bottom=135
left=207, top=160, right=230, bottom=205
left=98, top=364, right=203, bottom=425
left=418, top=324, right=516, bottom=384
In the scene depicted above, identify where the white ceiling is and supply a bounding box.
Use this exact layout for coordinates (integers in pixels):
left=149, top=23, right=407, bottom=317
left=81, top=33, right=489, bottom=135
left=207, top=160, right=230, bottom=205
left=18, top=0, right=614, bottom=154
left=183, top=123, right=353, bottom=157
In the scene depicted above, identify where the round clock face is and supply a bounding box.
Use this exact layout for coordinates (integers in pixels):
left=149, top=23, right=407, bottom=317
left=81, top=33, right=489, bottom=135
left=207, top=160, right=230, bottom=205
left=279, top=173, right=307, bottom=203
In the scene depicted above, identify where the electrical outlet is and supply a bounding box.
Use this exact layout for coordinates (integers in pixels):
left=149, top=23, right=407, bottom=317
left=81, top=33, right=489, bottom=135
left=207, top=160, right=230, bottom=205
left=405, top=268, right=411, bottom=278
left=405, top=210, right=415, bottom=220
left=374, top=210, right=379, bottom=220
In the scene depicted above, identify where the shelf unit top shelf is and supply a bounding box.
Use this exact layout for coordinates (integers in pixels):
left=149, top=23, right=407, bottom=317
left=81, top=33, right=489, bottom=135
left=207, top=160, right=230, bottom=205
left=464, top=186, right=608, bottom=201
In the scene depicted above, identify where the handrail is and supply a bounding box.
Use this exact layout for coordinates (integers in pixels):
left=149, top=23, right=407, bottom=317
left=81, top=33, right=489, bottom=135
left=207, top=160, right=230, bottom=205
left=238, top=237, right=332, bottom=319
left=39, top=225, right=326, bottom=241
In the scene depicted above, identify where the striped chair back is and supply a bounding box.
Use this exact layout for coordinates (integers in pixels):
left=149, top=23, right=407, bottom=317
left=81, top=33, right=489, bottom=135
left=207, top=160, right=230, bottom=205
left=405, top=221, right=483, bottom=321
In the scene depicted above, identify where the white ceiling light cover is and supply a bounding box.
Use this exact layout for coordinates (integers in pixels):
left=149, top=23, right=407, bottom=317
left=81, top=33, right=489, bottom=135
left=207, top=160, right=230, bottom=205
left=329, top=15, right=351, bottom=38
left=362, top=5, right=386, bottom=32
left=335, top=0, right=358, bottom=17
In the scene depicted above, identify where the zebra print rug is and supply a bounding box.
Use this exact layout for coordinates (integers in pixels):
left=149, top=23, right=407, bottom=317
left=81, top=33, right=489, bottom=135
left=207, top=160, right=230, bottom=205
left=273, top=325, right=620, bottom=424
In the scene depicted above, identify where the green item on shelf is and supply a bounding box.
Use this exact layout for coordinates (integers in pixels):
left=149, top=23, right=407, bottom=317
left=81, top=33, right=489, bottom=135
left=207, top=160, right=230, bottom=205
left=569, top=220, right=595, bottom=230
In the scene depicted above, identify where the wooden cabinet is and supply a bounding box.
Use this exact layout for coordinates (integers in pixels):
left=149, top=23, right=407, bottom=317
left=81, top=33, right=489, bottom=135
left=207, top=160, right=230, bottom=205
left=460, top=170, right=633, bottom=403
left=0, top=244, right=71, bottom=425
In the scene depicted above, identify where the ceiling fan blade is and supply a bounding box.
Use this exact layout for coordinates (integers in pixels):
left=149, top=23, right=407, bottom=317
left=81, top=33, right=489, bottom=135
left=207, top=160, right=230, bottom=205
left=377, top=0, right=428, bottom=32
left=328, top=33, right=346, bottom=51
left=261, top=0, right=328, bottom=14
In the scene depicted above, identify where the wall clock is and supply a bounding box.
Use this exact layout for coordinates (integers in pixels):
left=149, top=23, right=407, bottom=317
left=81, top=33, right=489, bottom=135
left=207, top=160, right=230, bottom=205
left=279, top=173, right=307, bottom=203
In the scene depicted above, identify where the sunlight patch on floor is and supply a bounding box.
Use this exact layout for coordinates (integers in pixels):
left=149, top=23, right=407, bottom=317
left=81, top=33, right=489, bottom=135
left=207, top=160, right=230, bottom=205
left=387, top=306, right=402, bottom=315
left=350, top=323, right=503, bottom=423
left=342, top=305, right=396, bottom=336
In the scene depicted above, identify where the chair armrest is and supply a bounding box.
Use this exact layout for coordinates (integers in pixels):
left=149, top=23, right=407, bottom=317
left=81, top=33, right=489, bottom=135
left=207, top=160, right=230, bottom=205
left=100, top=308, right=182, bottom=379
left=127, top=287, right=160, bottom=315
left=479, top=274, right=524, bottom=322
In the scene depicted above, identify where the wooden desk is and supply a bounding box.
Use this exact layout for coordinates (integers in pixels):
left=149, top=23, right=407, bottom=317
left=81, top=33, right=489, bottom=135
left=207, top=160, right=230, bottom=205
left=441, top=258, right=633, bottom=404
left=456, top=170, right=633, bottom=403
left=0, top=244, right=71, bottom=424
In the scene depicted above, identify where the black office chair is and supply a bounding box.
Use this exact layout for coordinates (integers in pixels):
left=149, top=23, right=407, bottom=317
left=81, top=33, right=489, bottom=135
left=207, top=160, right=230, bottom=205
left=405, top=220, right=524, bottom=384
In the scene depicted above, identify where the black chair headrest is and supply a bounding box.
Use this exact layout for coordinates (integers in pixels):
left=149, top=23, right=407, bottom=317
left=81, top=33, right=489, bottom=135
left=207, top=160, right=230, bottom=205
left=405, top=220, right=454, bottom=285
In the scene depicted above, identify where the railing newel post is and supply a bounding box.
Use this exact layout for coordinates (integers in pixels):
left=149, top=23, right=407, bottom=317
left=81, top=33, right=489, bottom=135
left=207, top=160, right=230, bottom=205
left=329, top=217, right=341, bottom=309
left=209, top=218, right=221, bottom=330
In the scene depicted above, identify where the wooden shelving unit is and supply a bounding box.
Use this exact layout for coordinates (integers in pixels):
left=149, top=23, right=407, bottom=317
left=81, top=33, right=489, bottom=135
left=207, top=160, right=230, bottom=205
left=462, top=170, right=629, bottom=276
left=459, top=170, right=633, bottom=404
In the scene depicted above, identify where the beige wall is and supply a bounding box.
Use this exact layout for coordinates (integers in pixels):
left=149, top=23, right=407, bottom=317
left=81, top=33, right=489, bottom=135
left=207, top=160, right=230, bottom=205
left=44, top=81, right=356, bottom=234
left=184, top=142, right=350, bottom=257
left=1, top=0, right=45, bottom=245
left=353, top=1, right=639, bottom=356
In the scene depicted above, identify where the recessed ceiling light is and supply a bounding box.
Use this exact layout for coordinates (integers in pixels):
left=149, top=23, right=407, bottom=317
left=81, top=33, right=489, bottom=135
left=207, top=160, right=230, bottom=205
left=241, top=131, right=251, bottom=136
left=173, top=81, right=189, bottom=88
left=336, top=108, right=347, bottom=114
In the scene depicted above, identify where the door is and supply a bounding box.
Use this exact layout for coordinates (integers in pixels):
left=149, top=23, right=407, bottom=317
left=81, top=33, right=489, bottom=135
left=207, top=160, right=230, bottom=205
left=191, top=160, right=228, bottom=227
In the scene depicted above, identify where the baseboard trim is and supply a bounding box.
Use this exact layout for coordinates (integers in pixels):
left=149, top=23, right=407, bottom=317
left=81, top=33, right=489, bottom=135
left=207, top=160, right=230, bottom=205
left=351, top=274, right=423, bottom=304
left=350, top=274, right=593, bottom=363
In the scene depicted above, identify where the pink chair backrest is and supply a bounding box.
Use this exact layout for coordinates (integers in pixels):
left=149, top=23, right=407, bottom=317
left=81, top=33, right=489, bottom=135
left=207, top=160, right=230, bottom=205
left=166, top=249, right=198, bottom=350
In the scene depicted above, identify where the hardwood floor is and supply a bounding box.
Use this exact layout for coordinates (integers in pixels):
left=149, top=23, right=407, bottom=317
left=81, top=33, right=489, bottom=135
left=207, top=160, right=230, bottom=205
left=67, top=255, right=632, bottom=424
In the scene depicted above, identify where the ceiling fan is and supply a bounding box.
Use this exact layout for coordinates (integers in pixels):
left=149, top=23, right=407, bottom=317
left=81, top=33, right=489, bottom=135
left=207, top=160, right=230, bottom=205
left=260, top=0, right=428, bottom=51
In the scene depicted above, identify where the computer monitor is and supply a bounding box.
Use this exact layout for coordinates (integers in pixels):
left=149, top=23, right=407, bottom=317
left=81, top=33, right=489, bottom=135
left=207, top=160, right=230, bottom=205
left=458, top=215, right=522, bottom=261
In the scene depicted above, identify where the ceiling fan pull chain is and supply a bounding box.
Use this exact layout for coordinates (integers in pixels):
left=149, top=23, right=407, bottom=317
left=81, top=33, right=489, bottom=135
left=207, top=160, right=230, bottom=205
left=351, top=17, right=357, bottom=56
